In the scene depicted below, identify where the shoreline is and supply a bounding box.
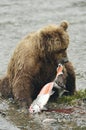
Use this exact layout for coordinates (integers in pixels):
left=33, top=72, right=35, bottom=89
left=0, top=90, right=86, bottom=130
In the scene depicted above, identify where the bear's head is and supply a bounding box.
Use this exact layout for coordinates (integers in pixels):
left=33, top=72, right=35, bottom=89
left=37, top=21, right=69, bottom=54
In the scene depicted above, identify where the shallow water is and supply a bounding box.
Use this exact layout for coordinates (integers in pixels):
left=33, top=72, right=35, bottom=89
left=0, top=0, right=86, bottom=129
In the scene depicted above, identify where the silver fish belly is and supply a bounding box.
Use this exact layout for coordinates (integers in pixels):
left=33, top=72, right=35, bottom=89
left=29, top=94, right=50, bottom=113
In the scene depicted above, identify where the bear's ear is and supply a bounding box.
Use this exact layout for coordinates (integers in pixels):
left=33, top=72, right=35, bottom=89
left=60, top=21, right=69, bottom=31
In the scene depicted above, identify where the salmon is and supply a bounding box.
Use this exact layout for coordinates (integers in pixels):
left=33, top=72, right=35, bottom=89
left=29, top=64, right=67, bottom=113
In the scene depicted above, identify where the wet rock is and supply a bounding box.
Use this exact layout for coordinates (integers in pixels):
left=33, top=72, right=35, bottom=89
left=0, top=111, right=6, bottom=117
left=42, top=118, right=57, bottom=124
left=83, top=98, right=86, bottom=103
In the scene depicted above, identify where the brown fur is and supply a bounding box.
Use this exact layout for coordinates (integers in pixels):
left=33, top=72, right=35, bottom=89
left=0, top=21, right=76, bottom=107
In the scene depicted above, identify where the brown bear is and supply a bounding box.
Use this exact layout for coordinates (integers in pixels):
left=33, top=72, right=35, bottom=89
left=0, top=21, right=76, bottom=107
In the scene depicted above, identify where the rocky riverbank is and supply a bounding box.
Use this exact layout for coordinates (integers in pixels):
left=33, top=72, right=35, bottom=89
left=0, top=90, right=86, bottom=130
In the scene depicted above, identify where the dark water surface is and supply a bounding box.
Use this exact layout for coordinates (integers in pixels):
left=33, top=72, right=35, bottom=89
left=0, top=0, right=86, bottom=129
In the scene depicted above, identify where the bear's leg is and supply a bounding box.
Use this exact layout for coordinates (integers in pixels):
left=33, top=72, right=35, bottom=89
left=65, top=62, right=76, bottom=95
left=12, top=76, right=33, bottom=107
left=0, top=76, right=12, bottom=98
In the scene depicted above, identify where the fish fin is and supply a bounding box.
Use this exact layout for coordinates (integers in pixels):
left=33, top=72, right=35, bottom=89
left=59, top=92, right=64, bottom=97
left=50, top=90, right=55, bottom=96
left=53, top=82, right=61, bottom=89
left=42, top=106, right=48, bottom=110
left=59, top=90, right=69, bottom=97
left=65, top=90, right=69, bottom=92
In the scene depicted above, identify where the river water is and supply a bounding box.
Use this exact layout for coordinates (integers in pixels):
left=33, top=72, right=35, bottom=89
left=0, top=0, right=86, bottom=130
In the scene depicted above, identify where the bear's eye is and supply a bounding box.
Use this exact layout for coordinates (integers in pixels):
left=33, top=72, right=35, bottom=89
left=57, top=48, right=67, bottom=54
